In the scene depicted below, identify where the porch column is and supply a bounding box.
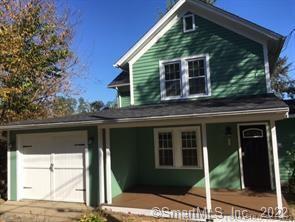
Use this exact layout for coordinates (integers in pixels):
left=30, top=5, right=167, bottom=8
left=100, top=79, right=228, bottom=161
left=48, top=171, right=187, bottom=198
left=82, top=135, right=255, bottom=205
left=201, top=123, right=212, bottom=212
left=98, top=127, right=105, bottom=204
left=6, top=131, right=10, bottom=200
left=105, top=128, right=112, bottom=204
left=270, top=120, right=283, bottom=212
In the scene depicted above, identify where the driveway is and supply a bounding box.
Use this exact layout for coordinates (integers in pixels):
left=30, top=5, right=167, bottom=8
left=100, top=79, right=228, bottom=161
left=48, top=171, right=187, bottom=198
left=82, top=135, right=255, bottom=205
left=0, top=200, right=88, bottom=222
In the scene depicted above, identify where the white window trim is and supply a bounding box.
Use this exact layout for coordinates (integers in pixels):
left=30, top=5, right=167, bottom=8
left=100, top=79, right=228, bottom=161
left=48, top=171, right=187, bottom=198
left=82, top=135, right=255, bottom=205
left=159, top=54, right=211, bottom=101
left=154, top=126, right=203, bottom=170
left=183, top=14, right=196, bottom=33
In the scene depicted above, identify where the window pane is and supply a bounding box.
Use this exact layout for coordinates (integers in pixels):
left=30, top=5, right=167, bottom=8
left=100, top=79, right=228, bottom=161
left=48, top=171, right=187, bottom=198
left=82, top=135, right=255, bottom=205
left=184, top=16, right=193, bottom=31
left=188, top=60, right=205, bottom=77
left=182, top=149, right=198, bottom=166
left=189, top=78, right=206, bottom=95
left=159, top=132, right=173, bottom=149
left=182, top=131, right=198, bottom=167
left=159, top=150, right=173, bottom=166
left=243, top=129, right=263, bottom=138
left=164, top=63, right=180, bottom=80
left=166, top=80, right=181, bottom=97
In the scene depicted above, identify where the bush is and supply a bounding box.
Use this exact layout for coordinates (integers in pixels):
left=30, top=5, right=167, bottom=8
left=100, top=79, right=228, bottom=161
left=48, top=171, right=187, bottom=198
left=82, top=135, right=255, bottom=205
left=287, top=150, right=295, bottom=193
left=79, top=213, right=106, bottom=222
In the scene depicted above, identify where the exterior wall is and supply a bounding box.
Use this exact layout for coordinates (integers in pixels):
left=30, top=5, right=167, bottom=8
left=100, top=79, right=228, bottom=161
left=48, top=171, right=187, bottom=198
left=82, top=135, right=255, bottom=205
left=110, top=123, right=242, bottom=198
left=276, top=117, right=295, bottom=184
left=110, top=128, right=138, bottom=197
left=118, top=87, right=131, bottom=108
left=8, top=126, right=99, bottom=207
left=119, top=93, right=131, bottom=108
left=132, top=14, right=266, bottom=105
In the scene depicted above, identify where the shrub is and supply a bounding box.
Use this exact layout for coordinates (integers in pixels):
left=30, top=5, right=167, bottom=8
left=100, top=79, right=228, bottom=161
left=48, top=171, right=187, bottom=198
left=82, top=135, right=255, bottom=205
left=79, top=213, right=106, bottom=222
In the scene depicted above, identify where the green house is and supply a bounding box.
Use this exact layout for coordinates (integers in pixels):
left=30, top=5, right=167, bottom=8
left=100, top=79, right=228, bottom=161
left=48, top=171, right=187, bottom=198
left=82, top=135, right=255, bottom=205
left=1, top=0, right=294, bottom=219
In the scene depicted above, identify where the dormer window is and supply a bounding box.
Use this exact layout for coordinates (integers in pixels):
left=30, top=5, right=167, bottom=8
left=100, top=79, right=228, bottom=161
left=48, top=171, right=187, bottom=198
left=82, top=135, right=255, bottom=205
left=183, top=14, right=195, bottom=32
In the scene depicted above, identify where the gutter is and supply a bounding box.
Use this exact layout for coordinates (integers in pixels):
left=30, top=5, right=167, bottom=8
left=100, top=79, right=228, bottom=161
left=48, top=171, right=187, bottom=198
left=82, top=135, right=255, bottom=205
left=0, top=107, right=289, bottom=130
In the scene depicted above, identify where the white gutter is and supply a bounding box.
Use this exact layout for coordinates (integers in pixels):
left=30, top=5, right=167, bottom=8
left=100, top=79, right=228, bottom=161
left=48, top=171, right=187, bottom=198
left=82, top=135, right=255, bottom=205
left=0, top=107, right=289, bottom=130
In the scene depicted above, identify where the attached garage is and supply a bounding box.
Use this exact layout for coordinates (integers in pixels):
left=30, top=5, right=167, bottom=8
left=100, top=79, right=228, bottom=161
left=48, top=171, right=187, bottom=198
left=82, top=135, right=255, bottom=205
left=7, top=127, right=99, bottom=206
left=18, top=131, right=87, bottom=203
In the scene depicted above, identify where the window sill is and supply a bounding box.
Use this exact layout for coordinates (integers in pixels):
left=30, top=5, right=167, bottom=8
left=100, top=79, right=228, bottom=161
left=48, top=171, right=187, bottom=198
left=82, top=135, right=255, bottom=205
left=161, top=94, right=211, bottom=101
left=155, top=166, right=203, bottom=170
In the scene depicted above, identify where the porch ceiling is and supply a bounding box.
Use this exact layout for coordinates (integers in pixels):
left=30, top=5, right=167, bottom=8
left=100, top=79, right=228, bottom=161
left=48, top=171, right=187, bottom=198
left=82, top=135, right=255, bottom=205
left=0, top=94, right=288, bottom=130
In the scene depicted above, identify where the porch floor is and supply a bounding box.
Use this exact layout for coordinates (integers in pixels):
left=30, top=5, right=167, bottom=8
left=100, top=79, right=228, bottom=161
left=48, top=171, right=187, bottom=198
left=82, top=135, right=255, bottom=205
left=112, top=186, right=288, bottom=216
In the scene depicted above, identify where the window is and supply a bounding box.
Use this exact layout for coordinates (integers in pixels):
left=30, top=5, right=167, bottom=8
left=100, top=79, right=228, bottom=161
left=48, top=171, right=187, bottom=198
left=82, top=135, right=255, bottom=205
left=164, top=63, right=181, bottom=97
left=158, top=132, right=174, bottom=166
left=183, top=14, right=195, bottom=32
left=242, top=128, right=264, bottom=138
left=181, top=131, right=198, bottom=166
left=154, top=127, right=202, bottom=169
left=159, top=54, right=210, bottom=100
left=188, top=59, right=206, bottom=95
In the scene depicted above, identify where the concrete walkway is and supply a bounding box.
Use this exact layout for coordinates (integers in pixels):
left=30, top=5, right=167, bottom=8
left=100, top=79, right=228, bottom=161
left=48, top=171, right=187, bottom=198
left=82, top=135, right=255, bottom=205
left=0, top=200, right=88, bottom=222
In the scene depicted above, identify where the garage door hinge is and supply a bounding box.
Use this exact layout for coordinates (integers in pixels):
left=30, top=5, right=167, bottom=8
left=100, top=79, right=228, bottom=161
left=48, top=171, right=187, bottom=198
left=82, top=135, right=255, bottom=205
left=75, top=189, right=85, bottom=191
left=74, top=144, right=85, bottom=146
left=23, top=145, right=32, bottom=148
left=23, top=186, right=32, bottom=189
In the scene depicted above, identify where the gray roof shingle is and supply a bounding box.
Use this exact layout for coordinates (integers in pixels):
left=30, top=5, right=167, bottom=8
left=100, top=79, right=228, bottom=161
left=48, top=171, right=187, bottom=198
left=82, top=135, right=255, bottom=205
left=108, top=71, right=129, bottom=88
left=2, top=94, right=288, bottom=127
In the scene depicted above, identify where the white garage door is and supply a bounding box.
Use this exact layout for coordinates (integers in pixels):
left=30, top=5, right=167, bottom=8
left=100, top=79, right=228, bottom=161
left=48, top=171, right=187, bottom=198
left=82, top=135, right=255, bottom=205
left=19, top=131, right=87, bottom=203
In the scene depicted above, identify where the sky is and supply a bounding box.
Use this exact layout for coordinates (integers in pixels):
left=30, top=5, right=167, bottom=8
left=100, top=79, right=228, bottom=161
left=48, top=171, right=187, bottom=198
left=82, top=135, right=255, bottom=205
left=66, top=0, right=295, bottom=103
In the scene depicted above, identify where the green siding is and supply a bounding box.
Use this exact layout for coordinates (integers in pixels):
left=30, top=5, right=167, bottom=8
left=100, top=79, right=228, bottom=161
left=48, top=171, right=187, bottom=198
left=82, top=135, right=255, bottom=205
left=120, top=94, right=131, bottom=108
left=9, top=126, right=99, bottom=207
left=133, top=14, right=266, bottom=105
left=110, top=128, right=138, bottom=197
left=118, top=88, right=131, bottom=108
left=276, top=118, right=295, bottom=184
left=110, top=123, right=242, bottom=197
left=207, top=123, right=241, bottom=189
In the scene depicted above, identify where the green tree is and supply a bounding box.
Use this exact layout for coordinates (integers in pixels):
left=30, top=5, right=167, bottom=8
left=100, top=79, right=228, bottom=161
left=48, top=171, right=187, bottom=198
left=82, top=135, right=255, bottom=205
left=51, top=96, right=77, bottom=117
left=161, top=0, right=216, bottom=16
left=77, top=97, right=90, bottom=113
left=271, top=56, right=295, bottom=98
left=90, top=100, right=104, bottom=112
left=0, top=0, right=77, bottom=123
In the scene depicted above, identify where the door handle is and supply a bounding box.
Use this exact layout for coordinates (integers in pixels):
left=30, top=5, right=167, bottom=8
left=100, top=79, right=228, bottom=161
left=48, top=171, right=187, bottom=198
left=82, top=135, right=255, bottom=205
left=49, top=163, right=54, bottom=171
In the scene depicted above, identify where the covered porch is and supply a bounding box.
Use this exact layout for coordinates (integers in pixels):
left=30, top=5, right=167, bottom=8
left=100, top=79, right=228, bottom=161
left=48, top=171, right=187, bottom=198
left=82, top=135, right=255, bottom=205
left=97, top=96, right=290, bottom=219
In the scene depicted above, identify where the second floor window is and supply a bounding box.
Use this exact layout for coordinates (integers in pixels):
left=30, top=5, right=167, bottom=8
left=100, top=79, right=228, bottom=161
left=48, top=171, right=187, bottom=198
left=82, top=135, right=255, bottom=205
left=160, top=54, right=211, bottom=100
left=164, top=63, right=181, bottom=97
left=188, top=59, right=206, bottom=95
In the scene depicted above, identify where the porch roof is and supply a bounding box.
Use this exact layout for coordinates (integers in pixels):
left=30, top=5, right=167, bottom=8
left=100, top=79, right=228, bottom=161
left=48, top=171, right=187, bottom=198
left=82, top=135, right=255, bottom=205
left=0, top=94, right=289, bottom=130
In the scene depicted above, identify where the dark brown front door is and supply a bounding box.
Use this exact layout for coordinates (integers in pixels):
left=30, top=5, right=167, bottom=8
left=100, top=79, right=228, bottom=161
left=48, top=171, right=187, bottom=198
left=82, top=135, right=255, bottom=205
left=239, top=125, right=271, bottom=191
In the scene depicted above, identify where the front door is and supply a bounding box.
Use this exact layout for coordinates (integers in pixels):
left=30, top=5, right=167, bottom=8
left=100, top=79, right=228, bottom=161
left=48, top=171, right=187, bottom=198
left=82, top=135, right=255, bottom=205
left=239, top=125, right=271, bottom=190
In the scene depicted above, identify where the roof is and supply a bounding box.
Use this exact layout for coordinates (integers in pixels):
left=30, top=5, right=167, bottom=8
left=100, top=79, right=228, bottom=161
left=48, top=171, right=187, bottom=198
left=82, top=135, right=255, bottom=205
left=1, top=94, right=288, bottom=129
left=284, top=99, right=295, bottom=115
left=114, top=0, right=284, bottom=70
left=108, top=71, right=129, bottom=88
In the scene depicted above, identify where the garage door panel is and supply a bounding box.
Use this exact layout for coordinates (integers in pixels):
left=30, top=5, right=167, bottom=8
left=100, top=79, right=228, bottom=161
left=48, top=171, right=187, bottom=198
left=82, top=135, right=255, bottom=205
left=54, top=151, right=84, bottom=168
left=23, top=153, right=51, bottom=168
left=20, top=131, right=86, bottom=203
left=54, top=169, right=84, bottom=202
left=23, top=169, right=51, bottom=200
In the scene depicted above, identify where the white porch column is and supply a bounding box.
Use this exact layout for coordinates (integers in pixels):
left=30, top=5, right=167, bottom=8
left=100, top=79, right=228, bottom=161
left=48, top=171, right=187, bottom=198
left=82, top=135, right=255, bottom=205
left=98, top=127, right=105, bottom=204
left=270, top=120, right=283, bottom=212
left=7, top=131, right=11, bottom=200
left=201, top=123, right=212, bottom=212
left=105, top=128, right=112, bottom=204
